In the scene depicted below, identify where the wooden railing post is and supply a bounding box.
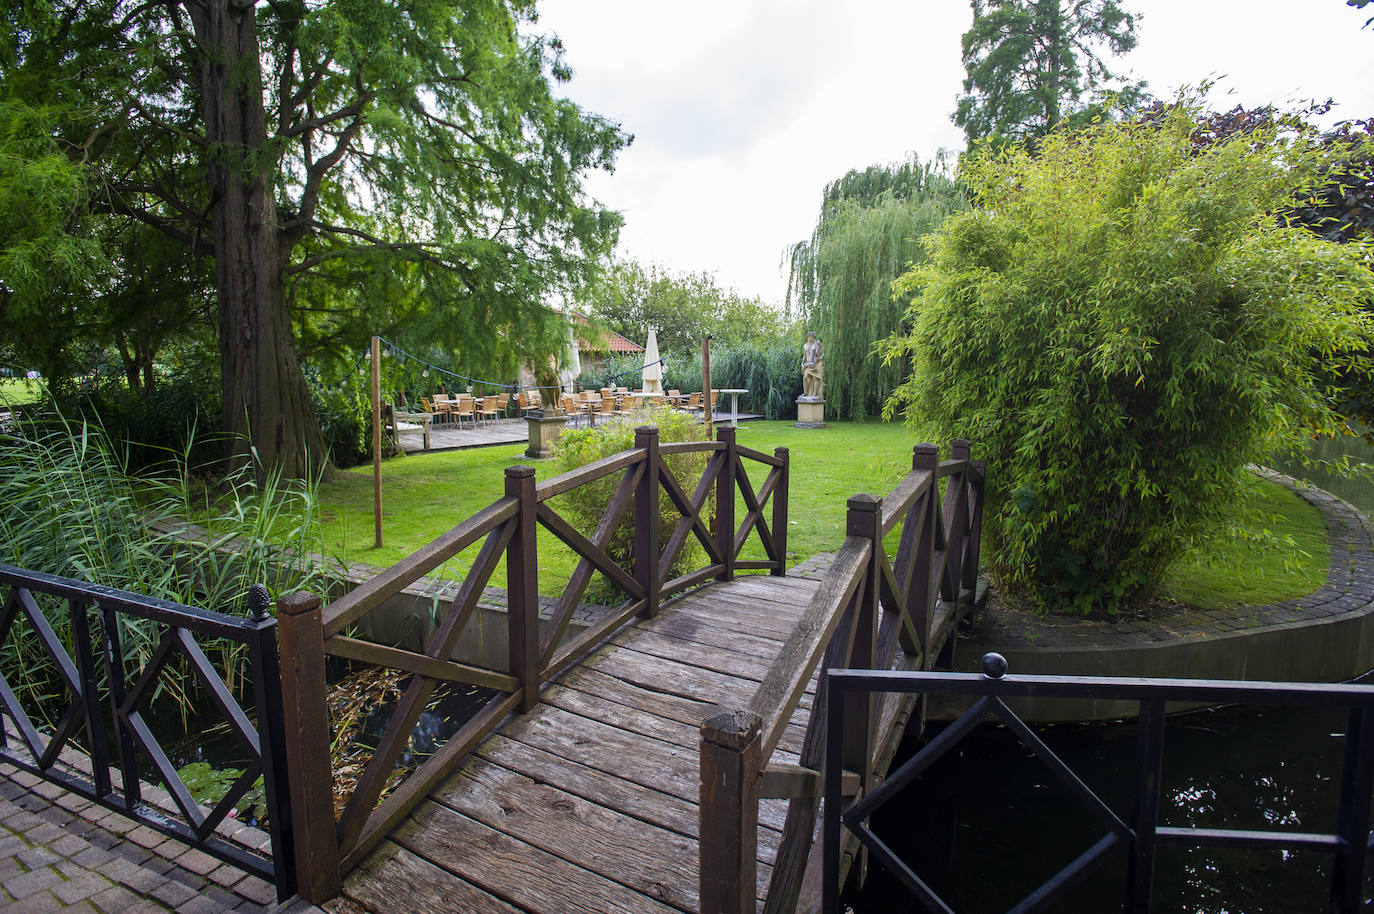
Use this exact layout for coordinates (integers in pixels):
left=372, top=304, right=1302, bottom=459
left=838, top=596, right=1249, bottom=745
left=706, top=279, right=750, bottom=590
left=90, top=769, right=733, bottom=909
left=771, top=446, right=789, bottom=576
left=275, top=591, right=341, bottom=904
left=505, top=465, right=540, bottom=711
left=844, top=495, right=881, bottom=789
left=910, top=444, right=940, bottom=665
left=635, top=426, right=662, bottom=618
left=944, top=439, right=971, bottom=599
left=964, top=454, right=986, bottom=595
left=699, top=708, right=762, bottom=914
left=717, top=426, right=737, bottom=582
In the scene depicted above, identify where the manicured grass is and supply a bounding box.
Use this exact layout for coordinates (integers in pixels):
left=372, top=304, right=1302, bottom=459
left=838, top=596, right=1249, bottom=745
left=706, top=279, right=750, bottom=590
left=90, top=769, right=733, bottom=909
left=318, top=420, right=917, bottom=593
left=317, top=419, right=1329, bottom=609
left=1161, top=476, right=1329, bottom=611
left=0, top=379, right=44, bottom=407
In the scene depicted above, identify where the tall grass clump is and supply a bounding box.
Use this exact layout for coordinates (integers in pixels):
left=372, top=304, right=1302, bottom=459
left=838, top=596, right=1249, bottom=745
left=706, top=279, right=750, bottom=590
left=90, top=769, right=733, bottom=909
left=0, top=403, right=326, bottom=716
left=551, top=405, right=712, bottom=603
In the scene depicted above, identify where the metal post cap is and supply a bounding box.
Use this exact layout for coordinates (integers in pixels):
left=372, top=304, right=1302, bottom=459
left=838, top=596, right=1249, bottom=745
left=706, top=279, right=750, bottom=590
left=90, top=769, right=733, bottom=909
left=980, top=652, right=1008, bottom=679
left=247, top=584, right=272, bottom=621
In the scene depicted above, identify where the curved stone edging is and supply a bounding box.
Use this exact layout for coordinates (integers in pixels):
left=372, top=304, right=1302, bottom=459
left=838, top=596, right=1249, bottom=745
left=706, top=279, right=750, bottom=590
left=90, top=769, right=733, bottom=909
left=941, top=470, right=1374, bottom=722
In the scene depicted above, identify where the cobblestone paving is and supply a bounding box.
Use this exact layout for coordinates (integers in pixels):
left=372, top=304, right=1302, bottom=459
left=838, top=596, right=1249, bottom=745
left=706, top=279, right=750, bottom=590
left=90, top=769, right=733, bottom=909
left=0, top=763, right=326, bottom=913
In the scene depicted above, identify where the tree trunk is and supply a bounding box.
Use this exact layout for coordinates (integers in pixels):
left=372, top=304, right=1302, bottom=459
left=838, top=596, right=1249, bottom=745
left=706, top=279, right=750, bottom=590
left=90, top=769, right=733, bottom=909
left=1045, top=1, right=1063, bottom=130
left=191, top=0, right=330, bottom=480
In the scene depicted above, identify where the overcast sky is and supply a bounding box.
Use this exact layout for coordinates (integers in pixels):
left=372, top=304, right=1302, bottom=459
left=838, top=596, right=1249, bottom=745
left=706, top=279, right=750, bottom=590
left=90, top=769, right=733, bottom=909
left=536, top=1, right=1374, bottom=308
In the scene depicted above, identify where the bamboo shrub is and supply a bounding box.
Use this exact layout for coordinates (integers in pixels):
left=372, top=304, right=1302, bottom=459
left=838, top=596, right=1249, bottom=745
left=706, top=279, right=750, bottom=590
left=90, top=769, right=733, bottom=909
left=883, top=103, right=1374, bottom=614
left=551, top=405, right=712, bottom=603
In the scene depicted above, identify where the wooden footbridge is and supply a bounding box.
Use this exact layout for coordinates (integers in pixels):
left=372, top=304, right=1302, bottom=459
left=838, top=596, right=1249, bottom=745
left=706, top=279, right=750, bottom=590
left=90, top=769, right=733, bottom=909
left=0, top=424, right=982, bottom=912
left=276, top=427, right=981, bottom=912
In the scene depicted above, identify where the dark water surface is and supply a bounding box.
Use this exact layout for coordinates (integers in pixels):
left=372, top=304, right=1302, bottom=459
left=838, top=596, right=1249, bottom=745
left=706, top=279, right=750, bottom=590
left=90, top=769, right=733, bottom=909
left=846, top=702, right=1365, bottom=913
left=1271, top=434, right=1374, bottom=517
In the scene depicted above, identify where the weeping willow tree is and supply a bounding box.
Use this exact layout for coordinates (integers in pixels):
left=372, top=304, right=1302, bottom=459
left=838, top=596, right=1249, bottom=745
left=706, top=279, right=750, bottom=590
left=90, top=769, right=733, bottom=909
left=786, top=156, right=965, bottom=420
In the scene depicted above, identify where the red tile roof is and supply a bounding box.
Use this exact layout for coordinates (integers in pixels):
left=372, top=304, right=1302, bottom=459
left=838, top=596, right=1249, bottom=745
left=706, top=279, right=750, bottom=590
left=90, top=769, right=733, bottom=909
left=556, top=308, right=644, bottom=354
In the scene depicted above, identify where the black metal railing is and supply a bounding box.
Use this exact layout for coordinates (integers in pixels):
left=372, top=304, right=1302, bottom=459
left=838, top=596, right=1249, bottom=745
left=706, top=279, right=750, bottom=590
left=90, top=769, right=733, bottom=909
left=823, top=653, right=1374, bottom=914
left=0, top=564, right=295, bottom=900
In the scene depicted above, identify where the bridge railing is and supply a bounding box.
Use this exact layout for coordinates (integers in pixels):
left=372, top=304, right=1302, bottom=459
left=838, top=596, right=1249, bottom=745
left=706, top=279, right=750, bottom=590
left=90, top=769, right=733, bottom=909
left=698, top=440, right=985, bottom=914
left=822, top=662, right=1374, bottom=914
left=0, top=565, right=295, bottom=900
left=278, top=422, right=788, bottom=901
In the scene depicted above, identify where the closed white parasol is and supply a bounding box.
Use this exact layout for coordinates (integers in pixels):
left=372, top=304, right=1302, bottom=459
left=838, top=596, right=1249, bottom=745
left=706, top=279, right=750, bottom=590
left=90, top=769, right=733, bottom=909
left=642, top=327, right=663, bottom=395
left=558, top=321, right=582, bottom=394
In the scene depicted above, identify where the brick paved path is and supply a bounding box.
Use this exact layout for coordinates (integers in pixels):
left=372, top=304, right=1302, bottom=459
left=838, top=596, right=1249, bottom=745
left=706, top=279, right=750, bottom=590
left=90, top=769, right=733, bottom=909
left=0, top=762, right=327, bottom=913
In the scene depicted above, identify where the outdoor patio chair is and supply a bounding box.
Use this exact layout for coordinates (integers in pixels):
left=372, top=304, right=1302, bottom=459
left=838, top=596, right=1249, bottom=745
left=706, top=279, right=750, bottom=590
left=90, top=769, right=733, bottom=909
left=452, top=397, right=475, bottom=429
left=478, top=397, right=501, bottom=426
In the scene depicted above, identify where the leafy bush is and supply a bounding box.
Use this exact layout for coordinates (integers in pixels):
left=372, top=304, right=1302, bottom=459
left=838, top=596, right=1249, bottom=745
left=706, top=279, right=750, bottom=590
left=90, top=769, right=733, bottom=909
left=310, top=371, right=373, bottom=468
left=551, top=405, right=713, bottom=603
left=51, top=359, right=224, bottom=470
left=883, top=102, right=1374, bottom=614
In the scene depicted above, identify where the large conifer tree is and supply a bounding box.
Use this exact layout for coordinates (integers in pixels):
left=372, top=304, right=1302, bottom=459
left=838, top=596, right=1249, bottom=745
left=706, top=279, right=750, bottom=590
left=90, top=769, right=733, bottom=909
left=953, top=0, right=1147, bottom=145
left=2, top=1, right=627, bottom=477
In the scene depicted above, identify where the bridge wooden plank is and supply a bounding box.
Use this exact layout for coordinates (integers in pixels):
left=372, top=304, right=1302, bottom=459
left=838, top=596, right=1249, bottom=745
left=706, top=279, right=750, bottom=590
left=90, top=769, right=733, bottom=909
left=497, top=704, right=701, bottom=803
left=582, top=642, right=765, bottom=707
left=541, top=683, right=697, bottom=749
left=637, top=609, right=804, bottom=660
left=557, top=666, right=718, bottom=729
left=390, top=801, right=683, bottom=914
left=437, top=759, right=778, bottom=910
left=473, top=732, right=781, bottom=846
left=344, top=841, right=521, bottom=914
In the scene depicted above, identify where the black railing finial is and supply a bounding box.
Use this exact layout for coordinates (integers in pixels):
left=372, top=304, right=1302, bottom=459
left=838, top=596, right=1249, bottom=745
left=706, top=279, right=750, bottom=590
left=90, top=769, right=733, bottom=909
left=980, top=651, right=1007, bottom=680
left=248, top=584, right=272, bottom=622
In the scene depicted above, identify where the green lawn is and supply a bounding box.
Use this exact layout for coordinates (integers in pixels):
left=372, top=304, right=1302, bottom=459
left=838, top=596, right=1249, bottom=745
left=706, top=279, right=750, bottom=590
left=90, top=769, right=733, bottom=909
left=317, top=419, right=1328, bottom=609
left=319, top=420, right=918, bottom=593
left=0, top=379, right=44, bottom=407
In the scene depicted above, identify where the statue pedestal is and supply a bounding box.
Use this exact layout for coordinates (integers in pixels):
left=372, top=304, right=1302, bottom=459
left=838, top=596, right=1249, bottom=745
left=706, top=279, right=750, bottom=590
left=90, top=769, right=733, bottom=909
left=525, top=409, right=568, bottom=458
left=795, top=398, right=826, bottom=429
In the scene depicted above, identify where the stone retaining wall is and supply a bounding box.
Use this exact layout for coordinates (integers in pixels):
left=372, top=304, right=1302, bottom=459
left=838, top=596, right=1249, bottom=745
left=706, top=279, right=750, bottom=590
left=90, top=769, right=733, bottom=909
left=939, top=470, right=1374, bottom=722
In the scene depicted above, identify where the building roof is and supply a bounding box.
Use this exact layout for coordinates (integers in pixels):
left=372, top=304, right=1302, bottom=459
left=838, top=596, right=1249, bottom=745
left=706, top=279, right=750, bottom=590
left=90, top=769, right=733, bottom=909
left=556, top=307, right=643, bottom=354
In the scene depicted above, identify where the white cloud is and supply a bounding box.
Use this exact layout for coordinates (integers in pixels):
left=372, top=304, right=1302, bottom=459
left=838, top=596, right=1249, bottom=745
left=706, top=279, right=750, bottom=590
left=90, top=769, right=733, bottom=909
left=539, top=1, right=1374, bottom=307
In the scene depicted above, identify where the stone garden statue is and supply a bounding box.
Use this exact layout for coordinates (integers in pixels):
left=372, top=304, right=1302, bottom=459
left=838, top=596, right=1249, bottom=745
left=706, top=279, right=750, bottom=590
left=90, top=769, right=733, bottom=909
left=801, top=332, right=824, bottom=400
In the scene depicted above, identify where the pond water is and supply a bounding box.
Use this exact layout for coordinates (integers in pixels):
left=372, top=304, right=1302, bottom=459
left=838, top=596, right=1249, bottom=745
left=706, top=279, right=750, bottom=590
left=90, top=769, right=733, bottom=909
left=846, top=701, right=1367, bottom=913
left=1270, top=433, right=1374, bottom=517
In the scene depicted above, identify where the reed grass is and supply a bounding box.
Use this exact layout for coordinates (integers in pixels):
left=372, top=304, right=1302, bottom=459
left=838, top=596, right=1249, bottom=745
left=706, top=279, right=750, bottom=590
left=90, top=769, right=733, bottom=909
left=0, top=401, right=326, bottom=718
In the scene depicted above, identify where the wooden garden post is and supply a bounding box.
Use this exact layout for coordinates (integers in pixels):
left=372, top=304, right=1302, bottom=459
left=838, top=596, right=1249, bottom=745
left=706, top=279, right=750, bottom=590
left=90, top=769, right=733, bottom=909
left=702, top=335, right=713, bottom=427
left=505, top=465, right=540, bottom=711
left=635, top=426, right=661, bottom=619
left=275, top=591, right=341, bottom=903
left=845, top=495, right=880, bottom=771
left=371, top=336, right=383, bottom=548
left=910, top=444, right=940, bottom=664
left=699, top=708, right=762, bottom=914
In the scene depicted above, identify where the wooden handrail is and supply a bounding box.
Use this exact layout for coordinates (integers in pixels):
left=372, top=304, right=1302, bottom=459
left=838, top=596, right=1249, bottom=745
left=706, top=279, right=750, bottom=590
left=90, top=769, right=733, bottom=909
left=534, top=448, right=644, bottom=499
left=700, top=440, right=985, bottom=914
left=322, top=497, right=516, bottom=634
left=747, top=537, right=870, bottom=762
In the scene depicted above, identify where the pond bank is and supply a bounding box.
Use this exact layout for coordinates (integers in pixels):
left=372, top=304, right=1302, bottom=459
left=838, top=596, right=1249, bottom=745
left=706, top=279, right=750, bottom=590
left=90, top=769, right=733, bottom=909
left=938, top=470, right=1374, bottom=721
